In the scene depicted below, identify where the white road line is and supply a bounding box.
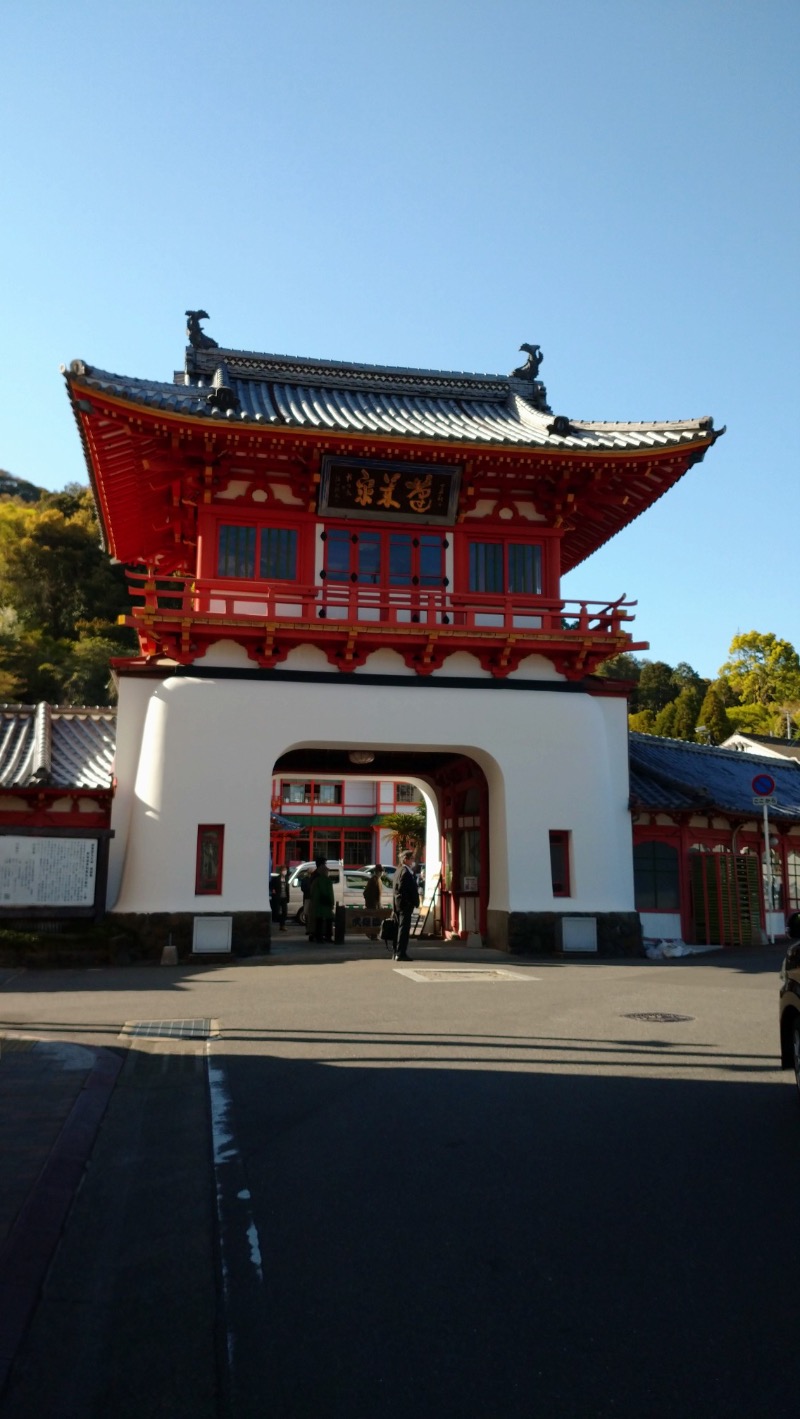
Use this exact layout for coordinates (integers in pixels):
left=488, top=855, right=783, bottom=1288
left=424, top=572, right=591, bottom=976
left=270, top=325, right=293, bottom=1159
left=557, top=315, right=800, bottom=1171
left=206, top=1044, right=267, bottom=1388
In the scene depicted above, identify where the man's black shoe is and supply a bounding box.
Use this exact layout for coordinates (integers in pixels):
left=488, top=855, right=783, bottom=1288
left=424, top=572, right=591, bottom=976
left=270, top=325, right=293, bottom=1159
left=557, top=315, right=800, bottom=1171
left=396, top=953, right=412, bottom=962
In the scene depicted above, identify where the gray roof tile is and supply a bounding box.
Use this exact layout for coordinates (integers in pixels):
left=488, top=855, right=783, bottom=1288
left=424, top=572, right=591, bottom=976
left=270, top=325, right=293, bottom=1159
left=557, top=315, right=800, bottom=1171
left=630, top=733, right=800, bottom=820
left=67, top=346, right=719, bottom=453
left=0, top=707, right=115, bottom=790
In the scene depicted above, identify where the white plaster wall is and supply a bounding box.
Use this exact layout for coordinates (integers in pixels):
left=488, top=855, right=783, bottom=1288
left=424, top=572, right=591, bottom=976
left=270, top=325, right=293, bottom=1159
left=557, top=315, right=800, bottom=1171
left=342, top=779, right=375, bottom=809
left=108, top=675, right=158, bottom=905
left=422, top=787, right=441, bottom=904
left=109, top=654, right=635, bottom=920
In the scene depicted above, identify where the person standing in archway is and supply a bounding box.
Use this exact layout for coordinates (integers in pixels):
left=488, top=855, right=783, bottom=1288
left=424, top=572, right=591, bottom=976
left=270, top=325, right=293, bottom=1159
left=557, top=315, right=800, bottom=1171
left=363, top=863, right=383, bottom=941
left=309, top=860, right=335, bottom=944
left=392, top=850, right=420, bottom=961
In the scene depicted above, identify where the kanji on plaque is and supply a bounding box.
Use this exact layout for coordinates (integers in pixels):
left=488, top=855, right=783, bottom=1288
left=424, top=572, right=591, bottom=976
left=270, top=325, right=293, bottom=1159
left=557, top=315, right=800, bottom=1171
left=319, top=456, right=460, bottom=525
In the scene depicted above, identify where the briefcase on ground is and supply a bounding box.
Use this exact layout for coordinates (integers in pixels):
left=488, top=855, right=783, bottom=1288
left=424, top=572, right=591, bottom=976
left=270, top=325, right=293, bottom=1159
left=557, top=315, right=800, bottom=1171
left=380, top=916, right=398, bottom=946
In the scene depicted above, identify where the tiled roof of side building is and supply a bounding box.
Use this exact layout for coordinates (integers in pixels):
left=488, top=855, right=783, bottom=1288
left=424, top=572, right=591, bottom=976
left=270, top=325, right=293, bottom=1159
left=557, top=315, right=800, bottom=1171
left=719, top=732, right=800, bottom=762
left=629, top=733, right=800, bottom=820
left=0, top=710, right=37, bottom=789
left=65, top=345, right=721, bottom=454
left=0, top=706, right=115, bottom=790
left=50, top=709, right=116, bottom=788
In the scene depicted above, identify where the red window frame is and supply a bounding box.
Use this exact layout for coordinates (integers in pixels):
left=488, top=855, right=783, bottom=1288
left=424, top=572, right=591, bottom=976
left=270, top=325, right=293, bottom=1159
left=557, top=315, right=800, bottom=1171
left=321, top=524, right=447, bottom=591
left=197, top=509, right=310, bottom=586
left=549, top=830, right=571, bottom=897
left=281, top=780, right=345, bottom=807
left=455, top=528, right=560, bottom=600
left=394, top=782, right=421, bottom=807
left=196, top=825, right=224, bottom=895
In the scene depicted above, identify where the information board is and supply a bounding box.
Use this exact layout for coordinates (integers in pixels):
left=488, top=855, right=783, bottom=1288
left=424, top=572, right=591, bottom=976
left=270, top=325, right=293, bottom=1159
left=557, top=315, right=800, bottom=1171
left=0, top=836, right=98, bottom=908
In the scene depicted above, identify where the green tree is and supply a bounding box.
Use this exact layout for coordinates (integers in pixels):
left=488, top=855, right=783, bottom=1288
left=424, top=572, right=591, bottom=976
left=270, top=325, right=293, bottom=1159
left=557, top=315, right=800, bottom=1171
left=61, top=634, right=124, bottom=705
left=766, top=701, right=800, bottom=741
left=0, top=485, right=135, bottom=704
left=718, top=631, right=800, bottom=708
left=0, top=489, right=130, bottom=641
left=710, top=675, right=739, bottom=708
left=628, top=709, right=655, bottom=734
left=638, top=661, right=676, bottom=714
left=595, top=653, right=642, bottom=681
left=672, top=685, right=703, bottom=741
left=724, top=703, right=775, bottom=736
left=0, top=629, right=71, bottom=704
left=378, top=808, right=426, bottom=856
left=670, top=661, right=703, bottom=692
left=695, top=686, right=730, bottom=745
left=653, top=700, right=678, bottom=737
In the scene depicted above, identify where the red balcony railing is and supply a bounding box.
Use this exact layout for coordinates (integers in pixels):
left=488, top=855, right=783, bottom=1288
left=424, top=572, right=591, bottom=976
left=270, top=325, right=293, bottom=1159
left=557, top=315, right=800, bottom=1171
left=124, top=571, right=637, bottom=640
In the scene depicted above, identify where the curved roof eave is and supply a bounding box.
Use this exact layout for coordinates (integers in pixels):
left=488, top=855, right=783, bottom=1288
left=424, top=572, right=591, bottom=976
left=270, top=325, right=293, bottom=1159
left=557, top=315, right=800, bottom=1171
left=64, top=360, right=722, bottom=458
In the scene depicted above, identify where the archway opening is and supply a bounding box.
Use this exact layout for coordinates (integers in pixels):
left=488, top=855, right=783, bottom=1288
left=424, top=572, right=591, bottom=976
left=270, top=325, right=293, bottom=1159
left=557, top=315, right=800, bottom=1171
left=270, top=745, right=491, bottom=940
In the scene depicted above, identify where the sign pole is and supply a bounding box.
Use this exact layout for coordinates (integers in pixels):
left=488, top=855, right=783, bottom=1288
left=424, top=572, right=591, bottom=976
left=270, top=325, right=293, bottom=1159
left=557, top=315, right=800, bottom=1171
left=750, top=774, right=777, bottom=945
left=762, top=798, right=774, bottom=944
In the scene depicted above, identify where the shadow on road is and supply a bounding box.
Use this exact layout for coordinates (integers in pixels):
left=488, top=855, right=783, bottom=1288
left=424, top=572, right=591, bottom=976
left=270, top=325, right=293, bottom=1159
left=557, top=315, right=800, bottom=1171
left=213, top=1043, right=800, bottom=1419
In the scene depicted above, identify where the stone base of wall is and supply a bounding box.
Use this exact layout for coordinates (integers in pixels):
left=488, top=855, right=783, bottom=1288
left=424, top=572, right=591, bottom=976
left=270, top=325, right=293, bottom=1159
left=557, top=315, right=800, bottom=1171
left=489, top=909, right=643, bottom=958
left=110, top=911, right=272, bottom=964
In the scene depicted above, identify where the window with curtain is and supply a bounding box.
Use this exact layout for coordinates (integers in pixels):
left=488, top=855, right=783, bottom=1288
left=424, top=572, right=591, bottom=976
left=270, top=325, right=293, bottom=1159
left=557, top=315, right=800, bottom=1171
left=218, top=525, right=256, bottom=578
left=217, top=524, right=297, bottom=580
left=260, top=527, right=298, bottom=580
left=468, top=541, right=542, bottom=595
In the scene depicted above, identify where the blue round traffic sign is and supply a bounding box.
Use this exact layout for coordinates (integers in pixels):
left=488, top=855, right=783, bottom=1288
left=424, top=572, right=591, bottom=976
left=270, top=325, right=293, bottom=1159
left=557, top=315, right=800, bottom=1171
left=752, top=773, right=776, bottom=796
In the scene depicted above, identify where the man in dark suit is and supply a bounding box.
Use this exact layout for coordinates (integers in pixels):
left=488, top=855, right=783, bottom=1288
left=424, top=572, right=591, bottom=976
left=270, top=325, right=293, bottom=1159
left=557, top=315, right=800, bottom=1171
left=392, top=850, right=420, bottom=961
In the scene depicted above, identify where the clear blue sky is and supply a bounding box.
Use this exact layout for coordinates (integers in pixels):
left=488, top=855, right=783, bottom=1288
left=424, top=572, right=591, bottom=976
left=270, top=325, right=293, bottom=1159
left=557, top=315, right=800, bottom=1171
left=1, top=0, right=797, bottom=679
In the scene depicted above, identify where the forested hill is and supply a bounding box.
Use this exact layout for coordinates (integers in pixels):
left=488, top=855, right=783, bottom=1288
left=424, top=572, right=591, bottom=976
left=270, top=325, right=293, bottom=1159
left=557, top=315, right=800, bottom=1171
left=0, top=469, right=45, bottom=503
left=0, top=476, right=136, bottom=706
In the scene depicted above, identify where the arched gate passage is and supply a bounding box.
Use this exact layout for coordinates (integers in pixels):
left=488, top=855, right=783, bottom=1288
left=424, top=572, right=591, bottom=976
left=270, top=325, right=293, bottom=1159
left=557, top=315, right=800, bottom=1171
left=272, top=745, right=491, bottom=940
left=109, top=662, right=637, bottom=957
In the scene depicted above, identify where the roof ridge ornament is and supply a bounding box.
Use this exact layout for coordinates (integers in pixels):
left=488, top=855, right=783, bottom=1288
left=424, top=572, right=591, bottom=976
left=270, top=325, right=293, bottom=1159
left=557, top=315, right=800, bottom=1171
left=512, top=343, right=543, bottom=380
left=185, top=310, right=218, bottom=352
left=509, top=342, right=551, bottom=414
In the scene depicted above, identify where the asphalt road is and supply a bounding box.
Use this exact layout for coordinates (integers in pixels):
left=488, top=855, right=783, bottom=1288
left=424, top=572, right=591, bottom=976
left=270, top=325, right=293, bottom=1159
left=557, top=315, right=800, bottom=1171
left=1, top=939, right=798, bottom=1418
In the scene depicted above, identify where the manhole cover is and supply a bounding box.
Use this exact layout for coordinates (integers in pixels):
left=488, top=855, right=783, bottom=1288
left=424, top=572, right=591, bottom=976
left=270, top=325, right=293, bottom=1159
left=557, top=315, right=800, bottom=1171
left=622, top=1012, right=694, bottom=1023
left=120, top=1018, right=219, bottom=1040
left=395, top=967, right=534, bottom=983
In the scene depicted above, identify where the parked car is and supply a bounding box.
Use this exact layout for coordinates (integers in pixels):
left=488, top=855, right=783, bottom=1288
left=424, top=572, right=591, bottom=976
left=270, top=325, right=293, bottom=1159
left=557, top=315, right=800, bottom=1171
left=363, top=864, right=396, bottom=889
left=286, top=861, right=376, bottom=923
left=779, top=913, right=800, bottom=1099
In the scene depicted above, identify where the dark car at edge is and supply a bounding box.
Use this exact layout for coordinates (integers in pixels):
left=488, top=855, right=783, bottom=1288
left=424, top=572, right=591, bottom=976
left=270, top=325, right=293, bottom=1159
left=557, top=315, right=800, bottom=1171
left=780, top=914, right=800, bottom=1099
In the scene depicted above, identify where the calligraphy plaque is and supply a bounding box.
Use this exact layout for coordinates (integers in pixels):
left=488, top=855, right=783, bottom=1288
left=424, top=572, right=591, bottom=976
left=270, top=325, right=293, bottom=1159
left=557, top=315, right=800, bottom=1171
left=319, top=456, right=461, bottom=526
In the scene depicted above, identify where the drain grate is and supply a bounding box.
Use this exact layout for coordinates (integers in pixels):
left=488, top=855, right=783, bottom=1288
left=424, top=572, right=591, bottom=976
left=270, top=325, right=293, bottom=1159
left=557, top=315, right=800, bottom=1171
left=120, top=1018, right=219, bottom=1040
left=622, top=1012, right=694, bottom=1023
left=396, top=967, right=534, bottom=983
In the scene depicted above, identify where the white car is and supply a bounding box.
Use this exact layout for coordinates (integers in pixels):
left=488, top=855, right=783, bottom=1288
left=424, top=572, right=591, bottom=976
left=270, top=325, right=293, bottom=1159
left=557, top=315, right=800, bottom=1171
left=287, top=861, right=376, bottom=923
left=363, top=864, right=397, bottom=887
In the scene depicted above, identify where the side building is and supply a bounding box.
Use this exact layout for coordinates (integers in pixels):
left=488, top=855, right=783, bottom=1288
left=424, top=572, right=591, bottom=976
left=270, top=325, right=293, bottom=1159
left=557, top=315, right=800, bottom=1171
left=60, top=319, right=723, bottom=955
left=630, top=733, right=800, bottom=945
left=5, top=714, right=800, bottom=953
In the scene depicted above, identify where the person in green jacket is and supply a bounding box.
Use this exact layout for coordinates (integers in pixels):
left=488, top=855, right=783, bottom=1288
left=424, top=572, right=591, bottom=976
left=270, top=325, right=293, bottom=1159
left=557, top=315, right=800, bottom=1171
left=309, top=860, right=335, bottom=943
left=363, top=863, right=383, bottom=940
